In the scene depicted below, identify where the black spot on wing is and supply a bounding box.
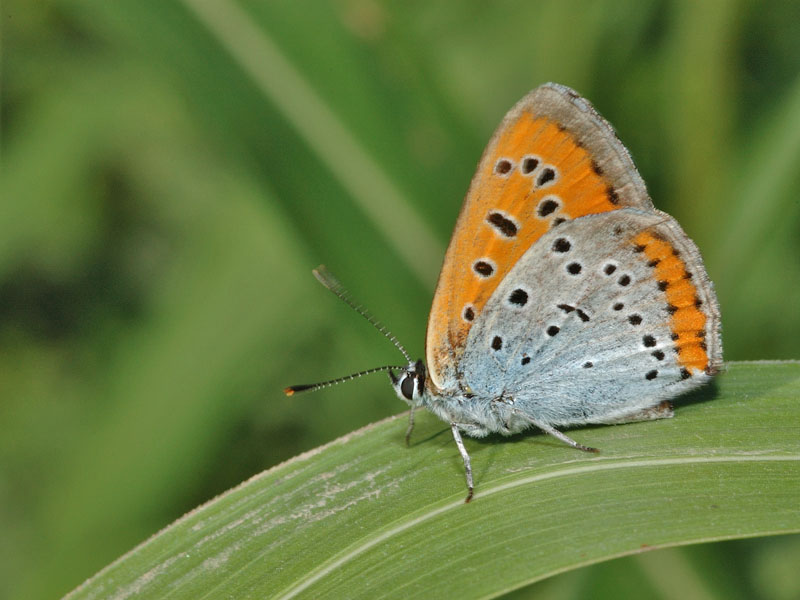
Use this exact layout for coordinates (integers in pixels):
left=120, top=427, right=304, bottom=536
left=538, top=197, right=560, bottom=217
left=495, top=159, right=512, bottom=174
left=508, top=288, right=528, bottom=306
left=487, top=212, right=518, bottom=237
left=474, top=260, right=494, bottom=277
left=536, top=167, right=556, bottom=187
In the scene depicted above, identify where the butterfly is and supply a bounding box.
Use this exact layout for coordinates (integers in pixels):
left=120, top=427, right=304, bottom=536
left=287, top=83, right=722, bottom=502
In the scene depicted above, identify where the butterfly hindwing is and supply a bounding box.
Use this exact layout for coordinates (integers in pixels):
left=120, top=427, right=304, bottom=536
left=426, top=83, right=655, bottom=392
left=458, top=208, right=721, bottom=427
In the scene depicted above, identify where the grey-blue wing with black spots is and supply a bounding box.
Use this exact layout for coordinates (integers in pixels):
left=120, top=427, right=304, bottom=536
left=458, top=208, right=721, bottom=429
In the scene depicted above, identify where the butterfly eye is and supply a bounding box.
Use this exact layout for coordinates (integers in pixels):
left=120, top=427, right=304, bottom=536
left=400, top=375, right=415, bottom=400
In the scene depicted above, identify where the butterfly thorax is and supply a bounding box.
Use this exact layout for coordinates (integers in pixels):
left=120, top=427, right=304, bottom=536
left=390, top=360, right=528, bottom=438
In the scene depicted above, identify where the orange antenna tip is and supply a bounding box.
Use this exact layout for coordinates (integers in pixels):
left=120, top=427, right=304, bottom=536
left=284, top=384, right=317, bottom=395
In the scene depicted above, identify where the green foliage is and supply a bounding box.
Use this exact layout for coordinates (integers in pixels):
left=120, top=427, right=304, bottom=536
left=2, top=1, right=800, bottom=598
left=66, top=362, right=800, bottom=599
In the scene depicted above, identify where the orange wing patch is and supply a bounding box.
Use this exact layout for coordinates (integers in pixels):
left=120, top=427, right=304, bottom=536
left=426, top=84, right=660, bottom=390
left=427, top=114, right=623, bottom=389
left=631, top=231, right=712, bottom=375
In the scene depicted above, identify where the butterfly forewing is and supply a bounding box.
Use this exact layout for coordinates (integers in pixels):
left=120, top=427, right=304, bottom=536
left=426, top=83, right=655, bottom=391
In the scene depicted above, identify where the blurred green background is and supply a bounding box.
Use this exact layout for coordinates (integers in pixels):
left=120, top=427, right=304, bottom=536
left=2, top=1, right=799, bottom=599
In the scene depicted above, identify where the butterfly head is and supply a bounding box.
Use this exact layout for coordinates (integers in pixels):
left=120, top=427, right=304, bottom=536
left=389, top=359, right=427, bottom=407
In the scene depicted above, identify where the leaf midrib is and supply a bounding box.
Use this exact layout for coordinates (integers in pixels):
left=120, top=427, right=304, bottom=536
left=275, top=453, right=800, bottom=600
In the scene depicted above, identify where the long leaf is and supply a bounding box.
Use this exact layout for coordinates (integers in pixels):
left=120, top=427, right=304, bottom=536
left=65, top=361, right=800, bottom=599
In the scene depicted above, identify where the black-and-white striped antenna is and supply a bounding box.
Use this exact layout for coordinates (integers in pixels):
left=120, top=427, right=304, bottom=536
left=284, top=364, right=407, bottom=396
left=283, top=265, right=412, bottom=396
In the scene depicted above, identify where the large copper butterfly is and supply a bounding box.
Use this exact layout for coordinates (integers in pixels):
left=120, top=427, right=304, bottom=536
left=287, top=83, right=722, bottom=502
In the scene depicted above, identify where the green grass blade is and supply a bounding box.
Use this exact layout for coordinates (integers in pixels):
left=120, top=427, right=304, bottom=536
left=180, top=0, right=443, bottom=285
left=713, top=72, right=800, bottom=284
left=64, top=361, right=800, bottom=599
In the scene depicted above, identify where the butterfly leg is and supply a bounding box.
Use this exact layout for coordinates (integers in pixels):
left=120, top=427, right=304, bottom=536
left=405, top=406, right=416, bottom=447
left=450, top=423, right=474, bottom=503
left=523, top=416, right=599, bottom=454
